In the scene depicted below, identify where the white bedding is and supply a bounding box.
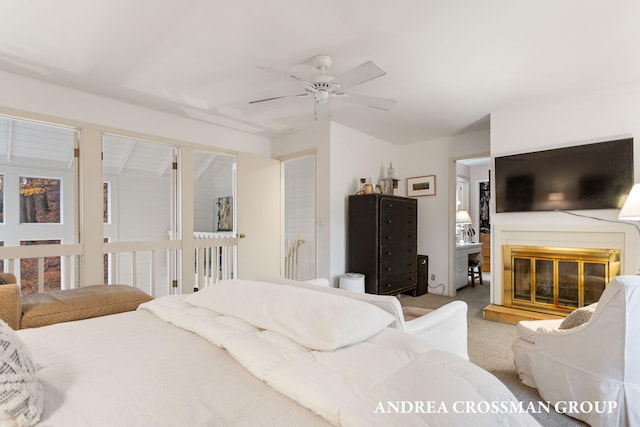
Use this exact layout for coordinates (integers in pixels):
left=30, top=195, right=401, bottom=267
left=17, top=281, right=541, bottom=426
left=17, top=310, right=329, bottom=427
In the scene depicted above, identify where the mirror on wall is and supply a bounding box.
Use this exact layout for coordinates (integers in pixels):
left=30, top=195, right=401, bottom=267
left=456, top=179, right=469, bottom=211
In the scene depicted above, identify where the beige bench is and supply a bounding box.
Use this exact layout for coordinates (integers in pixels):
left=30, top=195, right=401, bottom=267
left=0, top=273, right=153, bottom=329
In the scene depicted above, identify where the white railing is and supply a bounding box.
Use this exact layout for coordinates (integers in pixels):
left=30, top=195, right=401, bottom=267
left=0, top=243, right=82, bottom=292
left=1, top=235, right=238, bottom=297
left=193, top=233, right=237, bottom=289
left=103, top=240, right=181, bottom=298
left=284, top=239, right=305, bottom=280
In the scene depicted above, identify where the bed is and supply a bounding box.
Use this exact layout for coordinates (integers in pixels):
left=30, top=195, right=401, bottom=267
left=4, top=279, right=541, bottom=426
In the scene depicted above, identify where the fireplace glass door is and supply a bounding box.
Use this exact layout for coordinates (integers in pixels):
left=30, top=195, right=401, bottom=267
left=503, top=246, right=620, bottom=315
left=557, top=261, right=579, bottom=307
left=534, top=259, right=554, bottom=304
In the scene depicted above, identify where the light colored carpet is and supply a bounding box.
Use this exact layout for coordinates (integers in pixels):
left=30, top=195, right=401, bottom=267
left=397, top=279, right=587, bottom=427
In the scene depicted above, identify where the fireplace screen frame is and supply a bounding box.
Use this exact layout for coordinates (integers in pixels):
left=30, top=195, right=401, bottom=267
left=502, top=245, right=620, bottom=315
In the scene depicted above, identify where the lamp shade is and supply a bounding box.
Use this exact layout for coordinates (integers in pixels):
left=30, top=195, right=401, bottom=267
left=619, top=183, right=640, bottom=220
left=456, top=209, right=472, bottom=224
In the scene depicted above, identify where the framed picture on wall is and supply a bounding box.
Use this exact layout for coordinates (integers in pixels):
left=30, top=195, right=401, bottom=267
left=407, top=175, right=436, bottom=197
left=216, top=196, right=233, bottom=232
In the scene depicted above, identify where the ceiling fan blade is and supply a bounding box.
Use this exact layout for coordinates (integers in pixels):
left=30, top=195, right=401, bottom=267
left=333, top=61, right=386, bottom=90
left=257, top=65, right=307, bottom=83
left=341, top=92, right=397, bottom=110
left=249, top=93, right=308, bottom=104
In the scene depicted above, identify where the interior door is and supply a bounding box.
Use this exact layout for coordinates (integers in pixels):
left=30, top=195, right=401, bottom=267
left=236, top=152, right=281, bottom=279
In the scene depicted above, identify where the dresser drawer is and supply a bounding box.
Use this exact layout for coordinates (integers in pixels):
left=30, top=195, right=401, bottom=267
left=379, top=271, right=416, bottom=294
left=380, top=255, right=417, bottom=274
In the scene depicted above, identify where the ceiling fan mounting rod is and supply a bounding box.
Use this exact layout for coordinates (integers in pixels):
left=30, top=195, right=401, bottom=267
left=312, top=54, right=333, bottom=73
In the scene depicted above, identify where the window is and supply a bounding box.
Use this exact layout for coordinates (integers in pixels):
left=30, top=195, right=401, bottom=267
left=103, top=134, right=177, bottom=293
left=20, top=240, right=62, bottom=295
left=102, top=135, right=175, bottom=242
left=19, top=177, right=61, bottom=223
left=0, top=115, right=77, bottom=293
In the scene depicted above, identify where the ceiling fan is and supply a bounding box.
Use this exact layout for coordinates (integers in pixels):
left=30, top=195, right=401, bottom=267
left=249, top=55, right=396, bottom=120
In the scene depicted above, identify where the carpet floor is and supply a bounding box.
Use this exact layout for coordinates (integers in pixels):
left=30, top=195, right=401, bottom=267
left=397, top=278, right=587, bottom=427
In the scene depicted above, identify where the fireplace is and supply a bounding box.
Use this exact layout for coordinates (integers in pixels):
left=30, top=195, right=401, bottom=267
left=502, top=245, right=620, bottom=316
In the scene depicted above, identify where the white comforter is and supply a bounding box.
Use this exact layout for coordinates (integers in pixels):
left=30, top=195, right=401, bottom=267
left=19, top=308, right=329, bottom=427
left=18, top=280, right=540, bottom=426
left=140, top=292, right=540, bottom=427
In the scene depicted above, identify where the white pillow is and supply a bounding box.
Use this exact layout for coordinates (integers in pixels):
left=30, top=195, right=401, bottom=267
left=185, top=280, right=394, bottom=351
left=0, top=319, right=44, bottom=426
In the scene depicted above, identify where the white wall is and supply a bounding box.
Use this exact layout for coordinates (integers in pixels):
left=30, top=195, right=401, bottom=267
left=491, top=82, right=640, bottom=303
left=0, top=70, right=271, bottom=156
left=400, top=129, right=490, bottom=295
left=329, top=122, right=399, bottom=286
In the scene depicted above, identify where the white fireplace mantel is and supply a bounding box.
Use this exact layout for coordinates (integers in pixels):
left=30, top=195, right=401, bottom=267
left=491, top=223, right=638, bottom=306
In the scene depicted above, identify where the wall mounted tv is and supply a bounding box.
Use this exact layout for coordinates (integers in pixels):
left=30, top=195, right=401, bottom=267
left=495, top=138, right=633, bottom=213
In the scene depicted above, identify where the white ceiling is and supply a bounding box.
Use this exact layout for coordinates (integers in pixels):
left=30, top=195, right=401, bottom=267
left=0, top=1, right=638, bottom=145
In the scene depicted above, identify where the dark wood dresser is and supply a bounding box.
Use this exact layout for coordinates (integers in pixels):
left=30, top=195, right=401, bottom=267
left=347, top=194, right=417, bottom=295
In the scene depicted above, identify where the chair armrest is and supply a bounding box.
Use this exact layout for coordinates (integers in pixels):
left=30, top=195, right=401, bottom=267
left=403, top=300, right=468, bottom=360
left=0, top=283, right=22, bottom=329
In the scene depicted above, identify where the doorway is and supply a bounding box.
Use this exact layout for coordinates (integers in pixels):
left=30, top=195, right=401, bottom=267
left=454, top=156, right=491, bottom=297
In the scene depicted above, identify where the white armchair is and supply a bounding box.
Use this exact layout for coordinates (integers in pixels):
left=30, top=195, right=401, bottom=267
left=512, top=275, right=640, bottom=427
left=399, top=303, right=468, bottom=359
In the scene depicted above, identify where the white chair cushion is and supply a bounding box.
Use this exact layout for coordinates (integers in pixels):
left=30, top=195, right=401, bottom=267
left=402, top=306, right=433, bottom=321
left=516, top=319, right=564, bottom=343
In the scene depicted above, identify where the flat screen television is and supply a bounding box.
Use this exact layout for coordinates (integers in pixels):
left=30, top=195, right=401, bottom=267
left=495, top=138, right=634, bottom=213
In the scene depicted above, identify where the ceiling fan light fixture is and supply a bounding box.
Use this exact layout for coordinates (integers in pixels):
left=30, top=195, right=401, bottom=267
left=314, top=90, right=330, bottom=103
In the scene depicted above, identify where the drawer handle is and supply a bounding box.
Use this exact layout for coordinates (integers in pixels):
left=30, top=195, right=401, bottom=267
left=386, top=251, right=392, bottom=255
left=387, top=219, right=392, bottom=223
left=385, top=267, right=392, bottom=271
left=385, top=283, right=392, bottom=288
left=386, top=236, right=392, bottom=240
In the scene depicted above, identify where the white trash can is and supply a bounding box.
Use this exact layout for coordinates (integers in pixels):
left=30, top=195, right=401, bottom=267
left=339, top=273, right=365, bottom=293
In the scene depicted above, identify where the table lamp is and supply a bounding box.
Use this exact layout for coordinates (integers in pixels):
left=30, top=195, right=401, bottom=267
left=456, top=210, right=472, bottom=244
left=619, top=183, right=640, bottom=220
